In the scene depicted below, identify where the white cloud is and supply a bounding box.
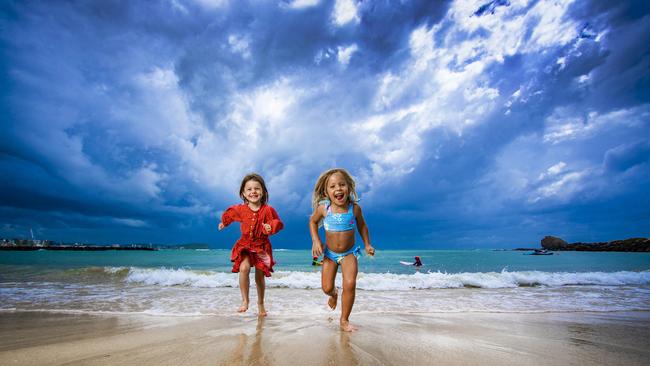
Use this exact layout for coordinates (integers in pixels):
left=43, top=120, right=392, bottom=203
left=409, top=25, right=437, bottom=71
left=530, top=161, right=591, bottom=203
left=117, top=0, right=593, bottom=204
left=351, top=103, right=427, bottom=187
left=538, top=161, right=566, bottom=180
left=228, top=34, right=251, bottom=59
left=284, top=0, right=320, bottom=9
left=576, top=74, right=590, bottom=84
left=123, top=164, right=165, bottom=199
left=448, top=0, right=579, bottom=63
left=175, top=78, right=304, bottom=195
left=530, top=171, right=586, bottom=203
left=192, top=0, right=228, bottom=10
left=3, top=0, right=648, bottom=245
left=361, top=0, right=592, bottom=187
left=527, top=0, right=578, bottom=49
left=477, top=133, right=596, bottom=209
left=37, top=66, right=197, bottom=205
left=372, top=0, right=583, bottom=120
left=170, top=0, right=189, bottom=14
left=107, top=0, right=596, bottom=208
left=266, top=164, right=303, bottom=206
left=337, top=44, right=358, bottom=66
left=114, top=66, right=199, bottom=148
left=314, top=47, right=335, bottom=65
left=542, top=114, right=586, bottom=144
left=463, top=86, right=499, bottom=102
left=231, top=78, right=296, bottom=125
left=332, top=0, right=359, bottom=26
left=135, top=66, right=177, bottom=89
left=543, top=105, right=650, bottom=144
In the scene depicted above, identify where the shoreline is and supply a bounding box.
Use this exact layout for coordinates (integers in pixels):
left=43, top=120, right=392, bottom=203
left=1, top=311, right=649, bottom=365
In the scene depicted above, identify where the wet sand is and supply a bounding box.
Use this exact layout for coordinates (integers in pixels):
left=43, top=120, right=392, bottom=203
left=1, top=311, right=649, bottom=365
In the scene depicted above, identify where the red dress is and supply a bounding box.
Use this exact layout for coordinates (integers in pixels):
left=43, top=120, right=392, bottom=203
left=221, top=203, right=283, bottom=277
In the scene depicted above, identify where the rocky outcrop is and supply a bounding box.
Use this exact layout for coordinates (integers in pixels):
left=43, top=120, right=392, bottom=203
left=540, top=236, right=568, bottom=250
left=541, top=236, right=650, bottom=252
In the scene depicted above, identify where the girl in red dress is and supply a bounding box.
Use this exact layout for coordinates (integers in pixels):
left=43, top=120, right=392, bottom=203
left=218, top=173, right=283, bottom=316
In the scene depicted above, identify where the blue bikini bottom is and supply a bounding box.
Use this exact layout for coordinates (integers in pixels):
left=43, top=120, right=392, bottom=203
left=323, top=245, right=361, bottom=264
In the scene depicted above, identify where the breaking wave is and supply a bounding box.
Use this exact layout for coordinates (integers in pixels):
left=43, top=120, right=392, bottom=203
left=87, top=267, right=650, bottom=290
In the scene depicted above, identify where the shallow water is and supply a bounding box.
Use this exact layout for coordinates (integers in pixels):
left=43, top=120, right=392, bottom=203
left=1, top=249, right=649, bottom=316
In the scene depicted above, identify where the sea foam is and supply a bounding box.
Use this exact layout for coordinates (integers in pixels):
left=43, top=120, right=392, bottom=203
left=115, top=267, right=650, bottom=290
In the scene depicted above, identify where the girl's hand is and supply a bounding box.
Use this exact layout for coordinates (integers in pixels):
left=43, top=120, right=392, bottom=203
left=312, top=242, right=324, bottom=257
left=365, top=245, right=375, bottom=256
left=263, top=223, right=272, bottom=234
left=218, top=222, right=224, bottom=231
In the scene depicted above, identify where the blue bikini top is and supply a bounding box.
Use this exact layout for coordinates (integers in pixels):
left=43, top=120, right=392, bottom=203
left=322, top=200, right=356, bottom=232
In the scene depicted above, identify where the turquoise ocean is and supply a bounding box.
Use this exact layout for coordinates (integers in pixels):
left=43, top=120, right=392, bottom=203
left=1, top=249, right=649, bottom=316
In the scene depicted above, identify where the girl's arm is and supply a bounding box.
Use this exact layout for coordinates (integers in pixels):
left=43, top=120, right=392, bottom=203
left=218, top=205, right=242, bottom=230
left=263, top=206, right=284, bottom=235
left=309, top=206, right=325, bottom=257
left=354, top=204, right=375, bottom=256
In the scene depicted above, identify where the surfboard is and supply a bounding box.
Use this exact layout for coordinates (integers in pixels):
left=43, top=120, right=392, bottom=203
left=399, top=261, right=414, bottom=266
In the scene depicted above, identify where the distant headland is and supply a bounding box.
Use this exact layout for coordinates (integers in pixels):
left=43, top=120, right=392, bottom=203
left=540, top=236, right=650, bottom=252
left=0, top=238, right=210, bottom=251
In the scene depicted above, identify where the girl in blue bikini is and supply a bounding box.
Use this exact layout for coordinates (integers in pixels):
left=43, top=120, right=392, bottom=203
left=309, top=168, right=375, bottom=332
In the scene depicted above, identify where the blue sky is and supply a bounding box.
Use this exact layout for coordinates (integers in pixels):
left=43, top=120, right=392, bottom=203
left=1, top=0, right=649, bottom=249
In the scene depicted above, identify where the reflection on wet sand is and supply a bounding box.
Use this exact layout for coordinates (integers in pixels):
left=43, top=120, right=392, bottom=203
left=251, top=317, right=269, bottom=365
left=3, top=312, right=648, bottom=366
left=567, top=323, right=597, bottom=347
left=224, top=316, right=269, bottom=366
left=323, top=329, right=358, bottom=366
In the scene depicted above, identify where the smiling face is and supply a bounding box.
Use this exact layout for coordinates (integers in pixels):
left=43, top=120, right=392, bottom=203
left=239, top=173, right=268, bottom=206
left=243, top=179, right=264, bottom=205
left=325, top=172, right=350, bottom=207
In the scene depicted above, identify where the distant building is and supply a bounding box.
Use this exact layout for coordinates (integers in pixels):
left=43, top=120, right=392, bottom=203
left=2, top=239, right=53, bottom=247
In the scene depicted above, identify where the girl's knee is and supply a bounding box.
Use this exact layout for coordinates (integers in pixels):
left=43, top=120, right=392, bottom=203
left=342, top=278, right=356, bottom=291
left=240, top=263, right=251, bottom=274
left=322, top=283, right=335, bottom=295
left=239, top=255, right=251, bottom=272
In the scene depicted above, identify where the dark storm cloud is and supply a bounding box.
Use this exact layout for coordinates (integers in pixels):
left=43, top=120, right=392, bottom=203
left=604, top=140, right=650, bottom=173
left=355, top=1, right=450, bottom=69
left=361, top=0, right=650, bottom=246
left=1, top=0, right=648, bottom=246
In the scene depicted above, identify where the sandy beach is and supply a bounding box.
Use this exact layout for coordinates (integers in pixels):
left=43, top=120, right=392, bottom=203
left=1, top=310, right=649, bottom=366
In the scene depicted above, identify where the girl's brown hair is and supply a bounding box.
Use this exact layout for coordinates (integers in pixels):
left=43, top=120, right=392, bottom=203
left=311, top=168, right=358, bottom=211
left=239, top=173, right=269, bottom=205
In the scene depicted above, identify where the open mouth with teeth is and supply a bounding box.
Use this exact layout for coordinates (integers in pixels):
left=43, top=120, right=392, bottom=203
left=333, top=192, right=345, bottom=201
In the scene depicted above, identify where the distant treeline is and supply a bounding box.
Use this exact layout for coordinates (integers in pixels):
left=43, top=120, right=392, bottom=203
left=541, top=236, right=650, bottom=252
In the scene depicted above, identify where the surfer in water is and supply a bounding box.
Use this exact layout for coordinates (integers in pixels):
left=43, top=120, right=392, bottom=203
left=400, top=256, right=423, bottom=267
left=414, top=256, right=423, bottom=267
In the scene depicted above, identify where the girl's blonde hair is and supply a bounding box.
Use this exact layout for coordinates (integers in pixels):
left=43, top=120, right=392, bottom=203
left=239, top=173, right=269, bottom=205
left=311, top=168, right=358, bottom=211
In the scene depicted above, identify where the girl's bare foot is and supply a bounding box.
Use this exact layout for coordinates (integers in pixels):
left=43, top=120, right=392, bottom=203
left=258, top=303, right=267, bottom=317
left=238, top=301, right=249, bottom=313
left=340, top=320, right=357, bottom=332
left=328, top=289, right=338, bottom=310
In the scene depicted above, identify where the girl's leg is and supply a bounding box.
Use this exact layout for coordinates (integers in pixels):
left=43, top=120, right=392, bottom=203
left=321, top=258, right=339, bottom=309
left=238, top=254, right=251, bottom=312
left=339, top=254, right=358, bottom=332
left=254, top=268, right=267, bottom=316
